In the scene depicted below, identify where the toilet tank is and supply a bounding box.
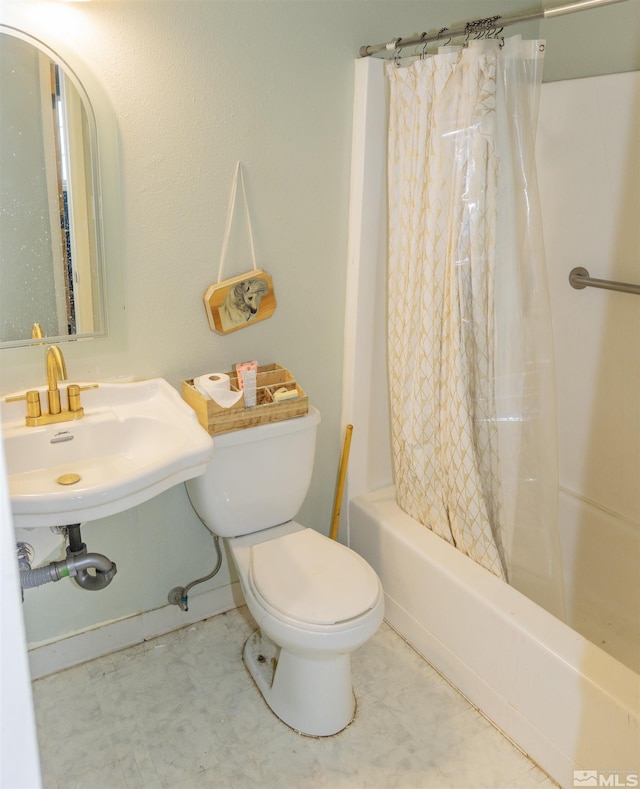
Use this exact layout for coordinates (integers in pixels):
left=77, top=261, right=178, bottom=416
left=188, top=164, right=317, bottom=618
left=186, top=407, right=321, bottom=538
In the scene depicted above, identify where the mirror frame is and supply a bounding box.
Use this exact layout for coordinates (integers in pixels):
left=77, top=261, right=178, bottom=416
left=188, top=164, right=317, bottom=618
left=0, top=24, right=107, bottom=349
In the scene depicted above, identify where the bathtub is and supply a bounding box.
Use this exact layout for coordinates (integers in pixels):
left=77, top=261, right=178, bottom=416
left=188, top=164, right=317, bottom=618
left=349, top=486, right=639, bottom=789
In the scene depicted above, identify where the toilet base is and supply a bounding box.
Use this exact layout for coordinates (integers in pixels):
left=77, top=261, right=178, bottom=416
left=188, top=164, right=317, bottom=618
left=243, top=630, right=356, bottom=737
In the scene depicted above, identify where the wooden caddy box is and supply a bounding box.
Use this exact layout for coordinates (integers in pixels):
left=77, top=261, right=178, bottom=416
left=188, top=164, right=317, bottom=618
left=182, top=363, right=308, bottom=436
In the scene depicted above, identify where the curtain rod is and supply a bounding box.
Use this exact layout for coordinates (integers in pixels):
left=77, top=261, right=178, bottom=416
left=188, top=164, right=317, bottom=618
left=359, top=0, right=629, bottom=58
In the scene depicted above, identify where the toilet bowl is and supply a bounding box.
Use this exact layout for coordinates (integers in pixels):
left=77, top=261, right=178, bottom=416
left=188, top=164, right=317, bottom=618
left=229, top=521, right=383, bottom=735
left=185, top=407, right=384, bottom=736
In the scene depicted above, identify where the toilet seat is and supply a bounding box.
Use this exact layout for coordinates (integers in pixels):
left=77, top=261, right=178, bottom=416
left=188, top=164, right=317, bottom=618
left=248, top=528, right=380, bottom=626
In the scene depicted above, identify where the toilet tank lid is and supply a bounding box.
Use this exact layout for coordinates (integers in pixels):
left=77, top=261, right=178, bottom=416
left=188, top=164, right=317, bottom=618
left=248, top=528, right=381, bottom=625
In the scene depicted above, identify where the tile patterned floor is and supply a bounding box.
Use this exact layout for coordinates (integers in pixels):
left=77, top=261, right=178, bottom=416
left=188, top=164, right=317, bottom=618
left=32, top=606, right=558, bottom=788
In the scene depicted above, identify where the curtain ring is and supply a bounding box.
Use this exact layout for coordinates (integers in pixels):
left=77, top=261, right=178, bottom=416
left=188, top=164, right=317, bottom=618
left=414, top=32, right=428, bottom=60
left=420, top=32, right=429, bottom=60
left=437, top=27, right=452, bottom=48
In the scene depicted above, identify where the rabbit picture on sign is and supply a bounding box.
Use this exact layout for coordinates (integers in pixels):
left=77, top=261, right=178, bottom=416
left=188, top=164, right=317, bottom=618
left=204, top=269, right=276, bottom=335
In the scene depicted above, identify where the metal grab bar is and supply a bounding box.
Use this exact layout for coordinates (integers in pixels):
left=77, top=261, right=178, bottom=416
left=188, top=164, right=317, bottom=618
left=569, top=267, right=640, bottom=296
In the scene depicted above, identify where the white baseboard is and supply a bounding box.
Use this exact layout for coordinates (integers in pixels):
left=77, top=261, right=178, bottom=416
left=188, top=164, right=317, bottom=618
left=28, top=582, right=244, bottom=680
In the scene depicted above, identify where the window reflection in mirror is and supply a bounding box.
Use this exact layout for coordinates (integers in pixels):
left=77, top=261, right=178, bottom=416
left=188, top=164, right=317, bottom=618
left=0, top=26, right=106, bottom=348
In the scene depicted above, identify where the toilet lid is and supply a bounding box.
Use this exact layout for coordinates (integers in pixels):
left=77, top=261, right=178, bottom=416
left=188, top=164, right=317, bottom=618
left=248, top=529, right=380, bottom=625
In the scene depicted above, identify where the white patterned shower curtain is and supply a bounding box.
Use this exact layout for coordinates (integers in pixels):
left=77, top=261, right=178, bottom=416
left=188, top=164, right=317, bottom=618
left=386, top=37, right=565, bottom=616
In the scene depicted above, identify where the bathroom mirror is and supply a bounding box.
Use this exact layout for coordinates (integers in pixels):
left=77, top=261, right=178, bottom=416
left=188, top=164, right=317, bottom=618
left=0, top=26, right=106, bottom=349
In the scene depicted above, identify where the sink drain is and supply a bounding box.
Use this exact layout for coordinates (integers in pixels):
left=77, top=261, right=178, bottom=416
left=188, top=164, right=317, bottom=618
left=56, top=473, right=81, bottom=486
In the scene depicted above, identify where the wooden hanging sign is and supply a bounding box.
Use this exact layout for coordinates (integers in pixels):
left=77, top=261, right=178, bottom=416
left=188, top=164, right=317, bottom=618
left=204, top=268, right=276, bottom=335
left=204, top=162, right=277, bottom=335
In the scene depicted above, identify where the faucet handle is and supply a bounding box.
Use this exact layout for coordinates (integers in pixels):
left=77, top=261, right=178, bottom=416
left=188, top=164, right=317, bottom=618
left=67, top=384, right=99, bottom=413
left=5, top=390, right=42, bottom=419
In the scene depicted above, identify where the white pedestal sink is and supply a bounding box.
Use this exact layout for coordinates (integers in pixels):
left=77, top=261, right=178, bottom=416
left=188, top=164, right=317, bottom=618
left=1, top=378, right=214, bottom=528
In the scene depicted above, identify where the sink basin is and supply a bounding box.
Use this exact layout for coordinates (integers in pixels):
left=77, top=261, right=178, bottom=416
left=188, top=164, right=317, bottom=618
left=1, top=378, right=214, bottom=528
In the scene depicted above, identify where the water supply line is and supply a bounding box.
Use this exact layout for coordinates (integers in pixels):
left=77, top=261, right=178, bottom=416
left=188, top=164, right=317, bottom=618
left=18, top=524, right=117, bottom=593
left=168, top=489, right=223, bottom=611
left=168, top=533, right=222, bottom=612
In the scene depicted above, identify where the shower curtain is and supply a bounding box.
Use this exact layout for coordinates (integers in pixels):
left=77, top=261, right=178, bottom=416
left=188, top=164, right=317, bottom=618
left=386, top=37, right=565, bottom=616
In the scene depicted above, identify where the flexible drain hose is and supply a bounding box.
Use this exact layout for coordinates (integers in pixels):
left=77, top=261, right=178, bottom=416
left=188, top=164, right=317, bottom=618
left=20, top=551, right=117, bottom=591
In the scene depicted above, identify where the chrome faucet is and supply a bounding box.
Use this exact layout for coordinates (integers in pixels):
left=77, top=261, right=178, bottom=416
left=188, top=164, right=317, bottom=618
left=46, top=345, right=68, bottom=415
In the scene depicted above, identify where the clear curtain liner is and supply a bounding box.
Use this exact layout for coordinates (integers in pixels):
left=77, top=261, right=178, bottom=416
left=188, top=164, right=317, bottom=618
left=493, top=37, right=565, bottom=618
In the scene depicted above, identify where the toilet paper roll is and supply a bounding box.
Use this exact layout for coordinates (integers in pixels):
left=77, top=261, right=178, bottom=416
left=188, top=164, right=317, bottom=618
left=193, top=373, right=243, bottom=408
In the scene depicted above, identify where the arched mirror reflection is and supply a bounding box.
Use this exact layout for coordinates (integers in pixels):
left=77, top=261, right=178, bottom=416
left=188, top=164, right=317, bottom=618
left=0, top=26, right=106, bottom=348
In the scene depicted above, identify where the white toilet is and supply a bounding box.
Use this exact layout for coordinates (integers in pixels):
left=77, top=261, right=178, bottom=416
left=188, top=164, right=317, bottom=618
left=186, top=407, right=384, bottom=736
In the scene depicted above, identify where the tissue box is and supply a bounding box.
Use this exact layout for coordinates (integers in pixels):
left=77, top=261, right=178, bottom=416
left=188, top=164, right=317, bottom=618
left=181, top=363, right=308, bottom=435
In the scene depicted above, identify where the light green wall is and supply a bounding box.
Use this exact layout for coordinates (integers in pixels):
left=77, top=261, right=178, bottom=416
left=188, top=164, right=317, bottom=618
left=0, top=0, right=637, bottom=645
left=541, top=0, right=640, bottom=81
